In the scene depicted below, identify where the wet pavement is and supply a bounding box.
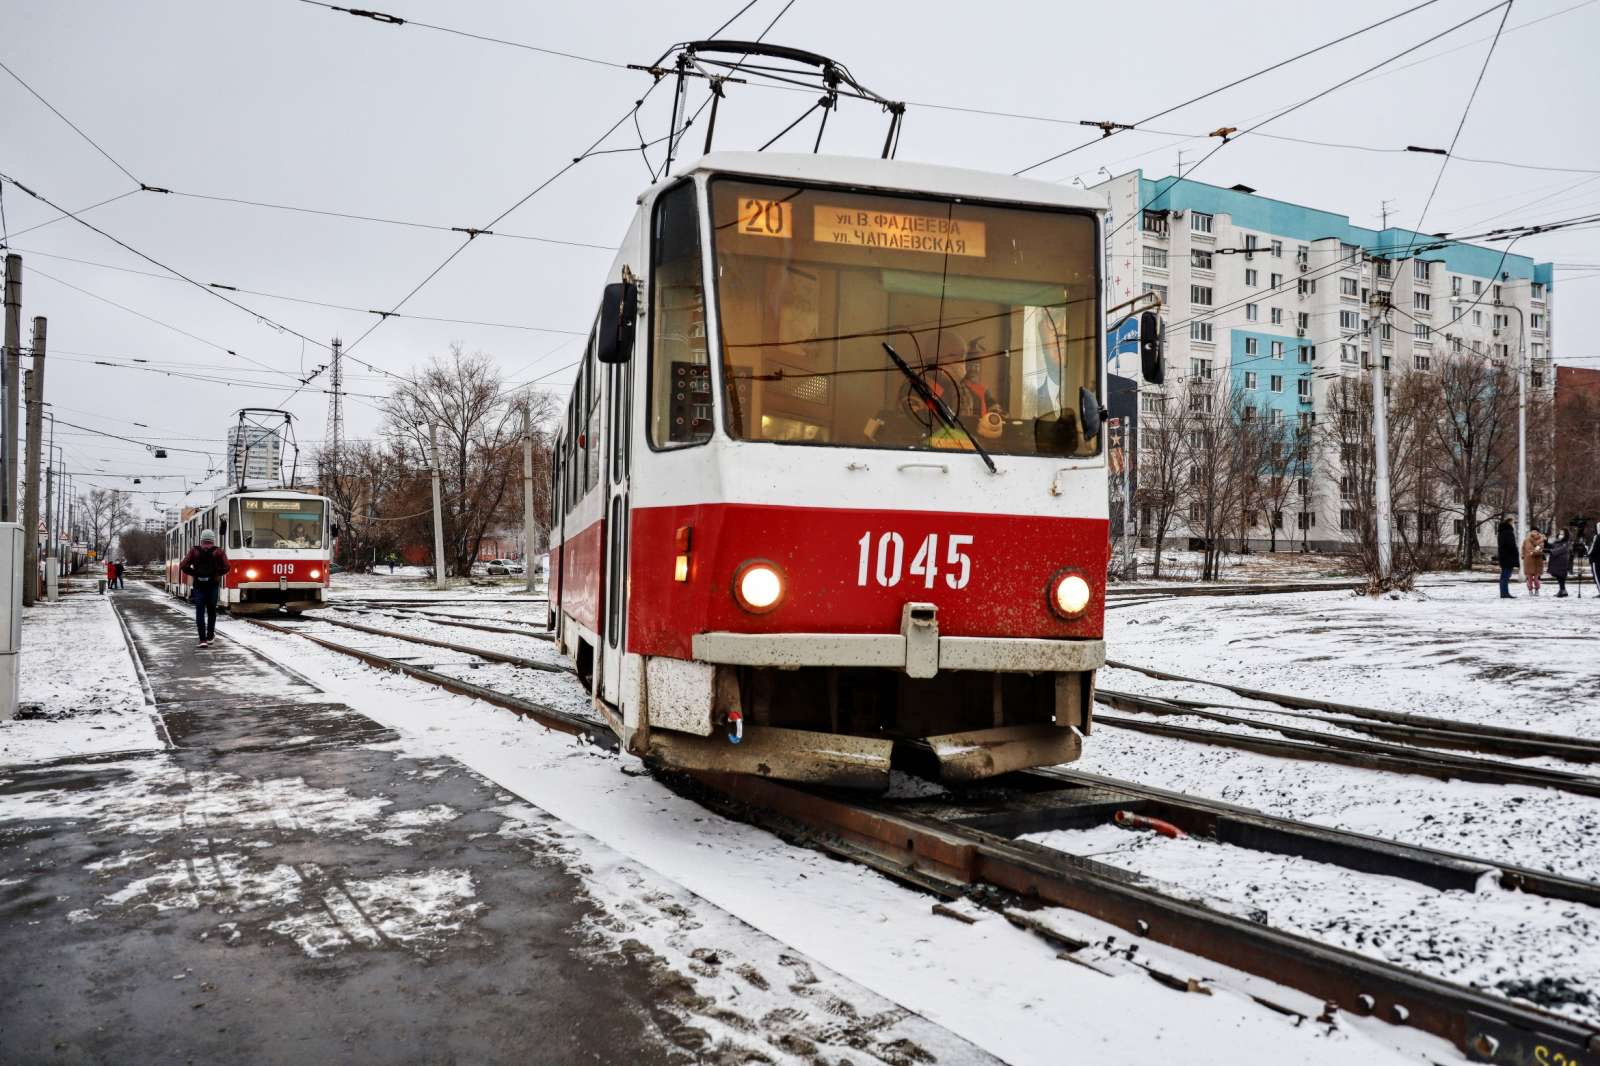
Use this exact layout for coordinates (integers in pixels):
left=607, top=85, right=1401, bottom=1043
left=0, top=590, right=692, bottom=1064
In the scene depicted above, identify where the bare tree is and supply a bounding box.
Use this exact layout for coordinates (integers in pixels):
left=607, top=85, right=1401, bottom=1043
left=1255, top=416, right=1304, bottom=553
left=1179, top=377, right=1250, bottom=581
left=381, top=347, right=558, bottom=577
left=1554, top=379, right=1600, bottom=535
left=1134, top=387, right=1186, bottom=578
left=78, top=489, right=132, bottom=558
left=316, top=438, right=426, bottom=572
left=117, top=527, right=164, bottom=566
left=1424, top=352, right=1517, bottom=567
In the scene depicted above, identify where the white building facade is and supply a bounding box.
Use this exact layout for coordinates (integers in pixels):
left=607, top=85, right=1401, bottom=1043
left=1095, top=170, right=1554, bottom=553
left=226, top=425, right=285, bottom=486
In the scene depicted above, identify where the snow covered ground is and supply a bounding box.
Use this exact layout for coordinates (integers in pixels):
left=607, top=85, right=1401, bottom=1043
left=0, top=588, right=159, bottom=764
left=212, top=610, right=1461, bottom=1066
left=327, top=567, right=544, bottom=599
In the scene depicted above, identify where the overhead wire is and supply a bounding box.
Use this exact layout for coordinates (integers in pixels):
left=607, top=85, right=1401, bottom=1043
left=0, top=56, right=142, bottom=184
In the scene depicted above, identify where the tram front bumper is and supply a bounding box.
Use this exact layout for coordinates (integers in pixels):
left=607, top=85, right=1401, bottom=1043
left=690, top=632, right=1105, bottom=676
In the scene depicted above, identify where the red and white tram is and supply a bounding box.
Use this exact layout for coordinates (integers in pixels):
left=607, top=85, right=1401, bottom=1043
left=165, top=489, right=333, bottom=614
left=550, top=151, right=1159, bottom=789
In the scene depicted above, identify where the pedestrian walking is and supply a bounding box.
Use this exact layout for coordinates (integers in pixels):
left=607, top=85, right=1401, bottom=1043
left=1521, top=529, right=1546, bottom=595
left=1496, top=518, right=1519, bottom=599
left=114, top=559, right=126, bottom=589
left=105, top=558, right=118, bottom=592
left=1589, top=532, right=1600, bottom=596
left=1546, top=530, right=1574, bottom=598
left=179, top=528, right=230, bottom=647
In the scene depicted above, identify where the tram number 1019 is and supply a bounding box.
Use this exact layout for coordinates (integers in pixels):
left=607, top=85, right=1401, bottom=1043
left=856, top=532, right=973, bottom=589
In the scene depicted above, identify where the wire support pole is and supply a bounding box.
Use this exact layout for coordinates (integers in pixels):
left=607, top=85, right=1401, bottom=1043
left=522, top=407, right=537, bottom=595
left=2, top=253, right=20, bottom=522
left=429, top=424, right=447, bottom=591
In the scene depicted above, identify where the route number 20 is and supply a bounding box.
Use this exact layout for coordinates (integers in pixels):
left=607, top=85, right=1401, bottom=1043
left=856, top=533, right=973, bottom=589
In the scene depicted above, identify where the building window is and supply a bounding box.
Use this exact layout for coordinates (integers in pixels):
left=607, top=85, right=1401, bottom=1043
left=1191, top=211, right=1214, bottom=233
left=1246, top=303, right=1259, bottom=322
left=1295, top=245, right=1309, bottom=264
left=1532, top=342, right=1544, bottom=361
left=1381, top=322, right=1393, bottom=341
left=1143, top=210, right=1168, bottom=235
left=1244, top=234, right=1259, bottom=256
left=1270, top=374, right=1284, bottom=393
left=1271, top=341, right=1284, bottom=359
left=1472, top=279, right=1482, bottom=295
left=1191, top=285, right=1213, bottom=306
left=1270, top=307, right=1283, bottom=325
left=1532, top=368, right=1544, bottom=387
left=1243, top=405, right=1257, bottom=421
left=1532, top=313, right=1545, bottom=330
left=1298, top=344, right=1315, bottom=364
left=1140, top=393, right=1165, bottom=413
left=1298, top=512, right=1317, bottom=530
left=1472, top=310, right=1483, bottom=326
left=1298, top=411, right=1314, bottom=431
left=1340, top=509, right=1354, bottom=531
left=1244, top=337, right=1259, bottom=355
left=1192, top=249, right=1214, bottom=270
left=1297, top=378, right=1312, bottom=400
left=1376, top=260, right=1392, bottom=279
left=1451, top=276, right=1462, bottom=295
left=1271, top=239, right=1284, bottom=258
left=1143, top=283, right=1169, bottom=306
left=1532, top=282, right=1546, bottom=299
left=1190, top=321, right=1214, bottom=342
left=1340, top=310, right=1360, bottom=331
left=1143, top=246, right=1169, bottom=269
left=1415, top=353, right=1432, bottom=371
left=1298, top=278, right=1317, bottom=296
left=1341, top=344, right=1358, bottom=364
left=1341, top=277, right=1359, bottom=297
left=1415, top=323, right=1431, bottom=340
left=1297, top=312, right=1310, bottom=331
left=1415, top=260, right=1432, bottom=282
left=1245, top=371, right=1258, bottom=389
left=1271, top=272, right=1284, bottom=289
left=1189, top=392, right=1213, bottom=413
left=1414, top=292, right=1431, bottom=311
left=1246, top=268, right=1259, bottom=287
left=1493, top=283, right=1502, bottom=303
left=1190, top=357, right=1213, bottom=379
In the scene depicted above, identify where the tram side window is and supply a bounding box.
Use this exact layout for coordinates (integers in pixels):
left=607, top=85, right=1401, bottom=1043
left=584, top=344, right=601, bottom=493
left=649, top=181, right=711, bottom=448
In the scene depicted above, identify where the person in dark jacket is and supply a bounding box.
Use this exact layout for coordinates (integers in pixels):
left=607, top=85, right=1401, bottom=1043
left=180, top=529, right=230, bottom=647
left=1590, top=531, right=1600, bottom=596
left=1546, top=529, right=1574, bottom=597
left=1495, top=518, right=1518, bottom=599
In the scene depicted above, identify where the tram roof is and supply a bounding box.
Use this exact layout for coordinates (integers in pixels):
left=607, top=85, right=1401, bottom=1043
left=668, top=152, right=1108, bottom=213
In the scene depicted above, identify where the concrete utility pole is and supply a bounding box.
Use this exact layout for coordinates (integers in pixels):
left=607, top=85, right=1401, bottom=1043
left=21, top=317, right=45, bottom=605
left=429, top=425, right=447, bottom=591
left=1368, top=291, right=1393, bottom=582
left=1511, top=303, right=1529, bottom=552
left=522, top=407, right=537, bottom=594
left=3, top=253, right=20, bottom=523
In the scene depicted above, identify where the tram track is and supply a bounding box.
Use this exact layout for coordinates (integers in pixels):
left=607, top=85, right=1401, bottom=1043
left=238, top=609, right=1600, bottom=1064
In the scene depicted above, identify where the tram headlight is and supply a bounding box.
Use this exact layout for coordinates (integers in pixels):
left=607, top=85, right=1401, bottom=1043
left=309, top=569, right=321, bottom=579
left=1048, top=570, right=1092, bottom=619
left=245, top=567, right=260, bottom=580
left=733, top=560, right=786, bottom=613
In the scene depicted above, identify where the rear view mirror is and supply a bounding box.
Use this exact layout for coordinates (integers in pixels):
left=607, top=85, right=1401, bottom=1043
left=1079, top=385, right=1103, bottom=442
left=1139, top=310, right=1165, bottom=385
left=597, top=280, right=638, bottom=364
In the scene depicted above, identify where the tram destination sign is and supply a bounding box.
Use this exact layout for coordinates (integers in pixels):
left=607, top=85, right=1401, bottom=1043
left=242, top=499, right=303, bottom=511
left=815, top=206, right=985, bottom=257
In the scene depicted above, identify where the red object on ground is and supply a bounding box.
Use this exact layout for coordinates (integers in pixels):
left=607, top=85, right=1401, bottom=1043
left=1113, top=809, right=1187, bottom=839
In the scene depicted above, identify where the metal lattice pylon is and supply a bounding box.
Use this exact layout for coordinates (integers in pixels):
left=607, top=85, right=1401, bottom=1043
left=322, top=337, right=344, bottom=490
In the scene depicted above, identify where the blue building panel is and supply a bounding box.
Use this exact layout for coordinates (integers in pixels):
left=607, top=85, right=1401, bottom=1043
left=1229, top=329, right=1314, bottom=419
left=1136, top=173, right=1549, bottom=283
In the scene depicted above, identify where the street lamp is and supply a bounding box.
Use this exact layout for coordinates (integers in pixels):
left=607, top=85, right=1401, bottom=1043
left=1451, top=293, right=1527, bottom=556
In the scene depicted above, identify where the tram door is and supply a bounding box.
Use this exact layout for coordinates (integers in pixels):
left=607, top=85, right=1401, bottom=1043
left=598, top=353, right=633, bottom=708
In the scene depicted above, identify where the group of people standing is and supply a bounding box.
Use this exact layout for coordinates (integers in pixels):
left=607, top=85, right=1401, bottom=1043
left=102, top=558, right=126, bottom=591
left=1496, top=519, right=1600, bottom=598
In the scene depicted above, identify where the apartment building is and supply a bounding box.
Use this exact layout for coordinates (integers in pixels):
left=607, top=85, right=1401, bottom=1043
left=1094, top=169, right=1554, bottom=553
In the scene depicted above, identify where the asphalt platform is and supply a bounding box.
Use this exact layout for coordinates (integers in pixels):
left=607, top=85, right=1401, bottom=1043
left=0, top=590, right=693, bottom=1064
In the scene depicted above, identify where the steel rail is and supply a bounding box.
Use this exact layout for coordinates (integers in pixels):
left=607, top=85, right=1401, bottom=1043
left=1105, top=659, right=1598, bottom=750
left=685, top=770, right=1599, bottom=1065
left=242, top=616, right=601, bottom=738
left=337, top=605, right=558, bottom=642
left=1038, top=767, right=1600, bottom=909
left=1096, top=699, right=1600, bottom=799
left=1099, top=686, right=1600, bottom=764
left=241, top=613, right=1599, bottom=1063
left=293, top=613, right=571, bottom=673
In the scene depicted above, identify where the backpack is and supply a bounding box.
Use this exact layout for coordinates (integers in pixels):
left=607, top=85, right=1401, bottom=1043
left=192, top=546, right=225, bottom=582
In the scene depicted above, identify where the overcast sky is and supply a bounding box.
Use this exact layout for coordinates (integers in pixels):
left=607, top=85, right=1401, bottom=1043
left=5, top=0, right=1598, bottom=518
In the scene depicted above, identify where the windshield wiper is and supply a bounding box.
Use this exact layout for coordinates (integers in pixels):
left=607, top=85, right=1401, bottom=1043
left=881, top=342, right=996, bottom=474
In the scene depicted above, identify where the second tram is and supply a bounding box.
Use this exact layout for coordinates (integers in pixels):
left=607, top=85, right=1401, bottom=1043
left=166, top=489, right=333, bottom=614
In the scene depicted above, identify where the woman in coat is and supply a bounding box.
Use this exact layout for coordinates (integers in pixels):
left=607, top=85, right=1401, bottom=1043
left=1521, top=529, right=1546, bottom=595
left=1546, top=530, right=1574, bottom=597
left=1496, top=518, right=1519, bottom=599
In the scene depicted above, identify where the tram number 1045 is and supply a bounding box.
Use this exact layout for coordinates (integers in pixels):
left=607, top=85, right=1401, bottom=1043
left=856, top=532, right=973, bottom=589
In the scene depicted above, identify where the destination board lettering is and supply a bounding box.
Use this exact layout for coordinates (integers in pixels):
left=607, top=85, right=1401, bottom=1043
left=243, top=499, right=304, bottom=511
left=814, top=206, right=986, bottom=257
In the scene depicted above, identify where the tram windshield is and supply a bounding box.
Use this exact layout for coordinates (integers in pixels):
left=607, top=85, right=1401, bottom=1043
left=708, top=178, right=1101, bottom=458
left=232, top=497, right=326, bottom=549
